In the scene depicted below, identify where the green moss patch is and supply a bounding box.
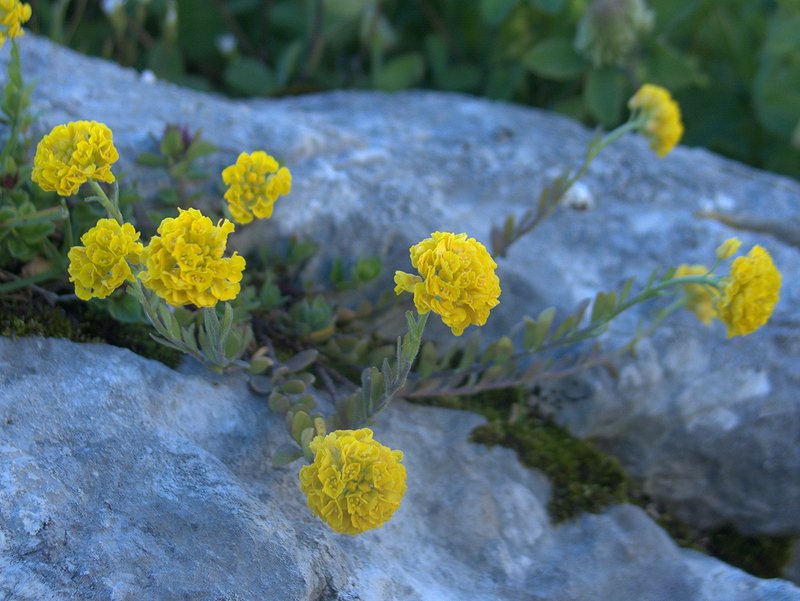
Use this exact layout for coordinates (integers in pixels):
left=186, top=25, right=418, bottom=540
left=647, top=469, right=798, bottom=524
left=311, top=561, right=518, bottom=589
left=412, top=386, right=792, bottom=579
left=1, top=296, right=183, bottom=368
left=413, top=388, right=631, bottom=523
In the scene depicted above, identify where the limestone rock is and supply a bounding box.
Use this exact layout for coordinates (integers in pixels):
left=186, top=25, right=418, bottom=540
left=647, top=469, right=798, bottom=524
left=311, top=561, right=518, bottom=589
left=2, top=337, right=799, bottom=600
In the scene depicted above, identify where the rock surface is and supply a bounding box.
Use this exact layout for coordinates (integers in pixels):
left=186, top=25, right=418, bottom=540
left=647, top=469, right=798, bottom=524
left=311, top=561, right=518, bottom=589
left=2, top=336, right=799, bottom=600
left=1, top=32, right=799, bottom=577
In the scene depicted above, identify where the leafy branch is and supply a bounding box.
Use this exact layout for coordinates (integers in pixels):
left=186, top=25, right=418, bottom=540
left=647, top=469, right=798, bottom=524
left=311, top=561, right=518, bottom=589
left=491, top=120, right=641, bottom=258
left=251, top=310, right=429, bottom=467
left=403, top=266, right=708, bottom=399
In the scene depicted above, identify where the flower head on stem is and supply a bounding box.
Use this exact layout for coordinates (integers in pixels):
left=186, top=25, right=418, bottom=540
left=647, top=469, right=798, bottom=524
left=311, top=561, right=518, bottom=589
left=395, top=232, right=500, bottom=336
left=139, top=208, right=246, bottom=308
left=628, top=84, right=683, bottom=157
left=32, top=121, right=119, bottom=196
left=222, top=151, right=291, bottom=224
left=299, top=428, right=406, bottom=535
left=67, top=219, right=143, bottom=300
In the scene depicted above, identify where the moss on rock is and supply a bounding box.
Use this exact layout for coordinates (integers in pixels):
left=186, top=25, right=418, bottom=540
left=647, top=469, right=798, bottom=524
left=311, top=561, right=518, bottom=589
left=0, top=295, right=183, bottom=368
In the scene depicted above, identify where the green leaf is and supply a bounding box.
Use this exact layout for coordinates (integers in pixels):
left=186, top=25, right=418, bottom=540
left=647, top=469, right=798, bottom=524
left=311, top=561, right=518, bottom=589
left=425, top=34, right=448, bottom=81
left=219, top=303, right=234, bottom=343
left=148, top=39, right=185, bottom=81
left=272, top=443, right=303, bottom=467
left=224, top=57, right=275, bottom=96
left=531, top=0, right=565, bottom=13
left=325, top=0, right=373, bottom=19
left=177, top=0, right=227, bottom=60
left=456, top=335, right=482, bottom=373
left=438, top=64, right=482, bottom=92
left=279, top=379, right=307, bottom=395
left=227, top=0, right=260, bottom=14
left=276, top=40, right=304, bottom=86
left=525, top=307, right=556, bottom=350
left=354, top=256, right=381, bottom=282
left=619, top=277, right=636, bottom=303
left=585, top=67, right=628, bottom=127
left=107, top=293, right=145, bottom=324
left=284, top=349, right=319, bottom=373
left=160, top=127, right=185, bottom=158
left=291, top=411, right=313, bottom=443
left=268, top=391, right=290, bottom=413
left=375, top=53, right=425, bottom=91
left=19, top=222, right=54, bottom=244
left=136, top=152, right=169, bottom=167
left=644, top=42, right=705, bottom=91
left=764, top=14, right=800, bottom=56
left=480, top=0, right=518, bottom=26
left=6, top=236, right=31, bottom=260
left=524, top=37, right=587, bottom=80
left=300, top=427, right=316, bottom=456
left=185, top=139, right=218, bottom=162
left=157, top=187, right=181, bottom=206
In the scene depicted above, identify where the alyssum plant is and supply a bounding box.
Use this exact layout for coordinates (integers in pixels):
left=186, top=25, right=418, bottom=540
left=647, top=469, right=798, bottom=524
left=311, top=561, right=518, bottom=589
left=4, top=0, right=783, bottom=536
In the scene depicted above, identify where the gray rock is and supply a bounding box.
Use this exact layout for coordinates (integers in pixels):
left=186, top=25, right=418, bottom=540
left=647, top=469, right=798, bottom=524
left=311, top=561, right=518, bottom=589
left=2, top=336, right=799, bottom=600
left=2, top=31, right=799, bottom=557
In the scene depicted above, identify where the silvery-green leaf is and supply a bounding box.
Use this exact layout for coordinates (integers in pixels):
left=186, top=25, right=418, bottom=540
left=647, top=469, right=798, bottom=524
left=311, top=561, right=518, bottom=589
left=272, top=443, right=303, bottom=468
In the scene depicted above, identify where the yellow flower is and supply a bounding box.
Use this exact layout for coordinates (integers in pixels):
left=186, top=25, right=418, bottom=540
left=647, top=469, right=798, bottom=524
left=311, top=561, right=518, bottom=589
left=139, top=208, right=246, bottom=308
left=0, top=0, right=31, bottom=48
left=628, top=84, right=683, bottom=157
left=31, top=121, right=119, bottom=197
left=221, top=151, right=292, bottom=224
left=716, top=245, right=781, bottom=338
left=67, top=219, right=143, bottom=301
left=394, top=232, right=501, bottom=336
left=715, top=237, right=742, bottom=261
left=675, top=264, right=717, bottom=325
left=299, top=429, right=406, bottom=535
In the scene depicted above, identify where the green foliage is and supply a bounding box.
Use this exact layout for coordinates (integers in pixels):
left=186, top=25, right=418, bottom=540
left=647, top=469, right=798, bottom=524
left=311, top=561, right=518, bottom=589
left=413, top=387, right=632, bottom=522
left=30, top=0, right=800, bottom=178
left=0, top=295, right=183, bottom=367
left=135, top=124, right=218, bottom=207
left=0, top=194, right=63, bottom=264
left=706, top=525, right=792, bottom=579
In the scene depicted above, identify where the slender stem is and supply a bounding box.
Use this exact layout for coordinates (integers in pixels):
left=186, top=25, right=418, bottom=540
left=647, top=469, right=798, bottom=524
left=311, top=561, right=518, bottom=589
left=0, top=204, right=67, bottom=228
left=422, top=273, right=721, bottom=382
left=564, top=119, right=643, bottom=190
left=497, top=117, right=646, bottom=257
left=0, top=267, right=64, bottom=293
left=88, top=180, right=124, bottom=224
left=356, top=311, right=428, bottom=425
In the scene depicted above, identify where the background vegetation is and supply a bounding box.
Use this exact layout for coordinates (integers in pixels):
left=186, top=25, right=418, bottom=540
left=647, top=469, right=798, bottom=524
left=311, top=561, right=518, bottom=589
left=25, top=0, right=800, bottom=179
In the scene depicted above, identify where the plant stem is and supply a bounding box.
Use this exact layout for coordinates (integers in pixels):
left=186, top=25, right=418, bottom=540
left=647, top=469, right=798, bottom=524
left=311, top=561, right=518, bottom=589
left=88, top=180, right=124, bottom=224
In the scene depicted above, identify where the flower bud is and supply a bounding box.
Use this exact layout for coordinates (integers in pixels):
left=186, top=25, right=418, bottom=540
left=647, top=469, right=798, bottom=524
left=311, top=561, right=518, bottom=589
left=715, top=237, right=742, bottom=260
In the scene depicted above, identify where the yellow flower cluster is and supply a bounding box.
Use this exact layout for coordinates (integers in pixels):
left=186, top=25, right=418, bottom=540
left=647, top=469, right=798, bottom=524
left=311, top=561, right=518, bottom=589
left=716, top=245, right=781, bottom=338
left=675, top=264, right=717, bottom=325
left=139, top=208, right=246, bottom=308
left=299, top=429, right=406, bottom=535
left=0, top=0, right=31, bottom=48
left=221, top=151, right=292, bottom=224
left=67, top=219, right=143, bottom=301
left=394, top=231, right=501, bottom=336
left=628, top=84, right=683, bottom=157
left=31, top=121, right=119, bottom=197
